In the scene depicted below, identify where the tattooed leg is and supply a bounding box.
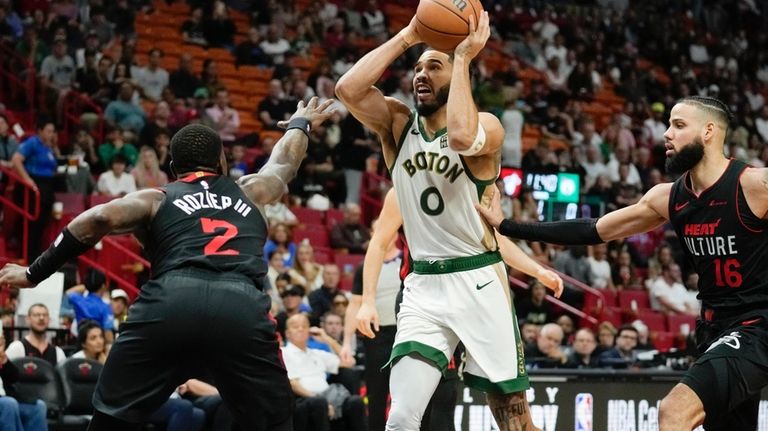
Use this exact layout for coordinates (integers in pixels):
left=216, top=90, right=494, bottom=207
left=487, top=391, right=541, bottom=431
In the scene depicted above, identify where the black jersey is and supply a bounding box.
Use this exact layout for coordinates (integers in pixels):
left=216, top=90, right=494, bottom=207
left=145, top=172, right=268, bottom=285
left=669, top=160, right=768, bottom=321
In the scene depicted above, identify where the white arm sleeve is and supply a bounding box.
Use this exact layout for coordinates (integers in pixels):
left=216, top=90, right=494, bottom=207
left=456, top=124, right=487, bottom=156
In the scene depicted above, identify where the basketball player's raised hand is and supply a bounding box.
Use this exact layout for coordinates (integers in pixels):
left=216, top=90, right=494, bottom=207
left=537, top=267, right=564, bottom=298
left=475, top=187, right=505, bottom=229
left=277, top=97, right=337, bottom=130
left=454, top=11, right=490, bottom=60
left=400, top=16, right=424, bottom=47
left=0, top=263, right=35, bottom=289
left=356, top=301, right=380, bottom=339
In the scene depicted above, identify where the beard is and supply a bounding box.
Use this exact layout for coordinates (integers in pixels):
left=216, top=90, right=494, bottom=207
left=415, top=84, right=450, bottom=117
left=665, top=137, right=705, bottom=176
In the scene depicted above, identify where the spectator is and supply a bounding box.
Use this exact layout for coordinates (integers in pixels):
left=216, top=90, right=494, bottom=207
left=111, top=289, right=129, bottom=331
left=264, top=223, right=297, bottom=268
left=205, top=89, right=240, bottom=144
left=11, top=118, right=58, bottom=261
left=75, top=48, right=101, bottom=95
left=308, top=265, right=342, bottom=323
left=0, top=333, right=48, bottom=431
left=335, top=115, right=377, bottom=205
left=500, top=88, right=524, bottom=167
left=64, top=131, right=98, bottom=194
left=389, top=75, right=415, bottom=110
left=330, top=293, right=349, bottom=320
left=85, top=6, right=113, bottom=45
left=524, top=322, right=567, bottom=368
left=587, top=243, right=616, bottom=291
left=289, top=242, right=325, bottom=292
left=169, top=54, right=201, bottom=100
left=756, top=106, right=768, bottom=144
left=258, top=79, right=295, bottom=130
left=330, top=203, right=370, bottom=253
left=580, top=144, right=608, bottom=191
left=275, top=285, right=307, bottom=340
left=642, top=103, right=667, bottom=148
left=72, top=321, right=108, bottom=363
left=39, top=34, right=74, bottom=91
left=317, top=312, right=344, bottom=349
left=520, top=321, right=540, bottom=348
left=361, top=0, right=386, bottom=40
left=0, top=113, right=18, bottom=170
left=267, top=257, right=291, bottom=306
left=521, top=139, right=558, bottom=172
left=107, top=0, right=135, bottom=37
left=556, top=315, right=576, bottom=346
left=204, top=1, right=236, bottom=49
left=236, top=27, right=272, bottom=67
left=148, top=396, right=205, bottom=431
left=650, top=263, right=698, bottom=316
left=139, top=101, right=172, bottom=147
left=259, top=24, right=291, bottom=66
left=98, top=127, right=139, bottom=170
left=97, top=154, right=137, bottom=197
left=264, top=197, right=299, bottom=228
left=515, top=279, right=553, bottom=325
left=105, top=82, right=146, bottom=133
left=599, top=325, right=638, bottom=369
left=132, top=145, right=168, bottom=189
left=176, top=379, right=230, bottom=431
left=282, top=314, right=365, bottom=431
left=200, top=59, right=224, bottom=97
left=6, top=303, right=66, bottom=365
left=65, top=268, right=116, bottom=343
left=564, top=328, right=600, bottom=368
left=136, top=49, right=169, bottom=102
left=595, top=321, right=617, bottom=356
left=75, top=30, right=103, bottom=69
left=15, top=25, right=48, bottom=70
left=181, top=6, right=207, bottom=46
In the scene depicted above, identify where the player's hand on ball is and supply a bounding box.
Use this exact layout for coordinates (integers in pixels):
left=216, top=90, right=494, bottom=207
left=278, top=97, right=337, bottom=130
left=400, top=16, right=424, bottom=47
left=356, top=301, right=380, bottom=339
left=537, top=268, right=564, bottom=298
left=0, top=264, right=35, bottom=289
left=475, top=187, right=504, bottom=229
left=454, top=11, right=490, bottom=60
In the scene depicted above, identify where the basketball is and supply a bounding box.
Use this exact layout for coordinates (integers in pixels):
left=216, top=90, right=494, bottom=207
left=414, top=0, right=484, bottom=51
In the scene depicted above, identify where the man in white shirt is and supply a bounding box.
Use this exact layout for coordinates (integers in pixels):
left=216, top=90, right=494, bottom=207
left=282, top=314, right=365, bottom=431
left=643, top=103, right=667, bottom=147
left=97, top=154, right=137, bottom=197
left=650, top=263, right=698, bottom=316
left=136, top=48, right=170, bottom=102
left=259, top=25, right=291, bottom=65
left=6, top=303, right=67, bottom=365
left=205, top=89, right=240, bottom=144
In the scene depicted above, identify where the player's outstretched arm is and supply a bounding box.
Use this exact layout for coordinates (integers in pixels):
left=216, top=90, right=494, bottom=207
left=495, top=232, right=563, bottom=298
left=446, top=12, right=501, bottom=157
left=335, top=19, right=418, bottom=138
left=357, top=189, right=403, bottom=339
left=0, top=188, right=164, bottom=288
left=238, top=97, right=335, bottom=205
left=477, top=183, right=671, bottom=245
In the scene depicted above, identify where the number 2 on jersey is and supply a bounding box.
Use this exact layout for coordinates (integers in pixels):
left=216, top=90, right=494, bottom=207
left=201, top=217, right=240, bottom=255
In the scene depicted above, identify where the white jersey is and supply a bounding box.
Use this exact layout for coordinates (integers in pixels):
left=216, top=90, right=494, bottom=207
left=391, top=113, right=498, bottom=260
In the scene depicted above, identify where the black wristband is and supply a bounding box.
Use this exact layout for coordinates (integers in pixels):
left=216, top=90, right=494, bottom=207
left=498, top=218, right=603, bottom=245
left=286, top=117, right=311, bottom=137
left=26, top=228, right=92, bottom=285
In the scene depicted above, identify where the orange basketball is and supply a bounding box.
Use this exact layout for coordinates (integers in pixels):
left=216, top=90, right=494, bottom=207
left=414, top=0, right=484, bottom=51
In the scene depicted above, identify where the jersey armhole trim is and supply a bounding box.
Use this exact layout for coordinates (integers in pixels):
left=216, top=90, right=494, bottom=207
left=459, top=155, right=499, bottom=200
left=736, top=168, right=766, bottom=233
left=387, top=111, right=415, bottom=175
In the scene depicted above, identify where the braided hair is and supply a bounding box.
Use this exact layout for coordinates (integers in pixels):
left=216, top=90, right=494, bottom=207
left=170, top=124, right=223, bottom=175
left=677, top=96, right=733, bottom=132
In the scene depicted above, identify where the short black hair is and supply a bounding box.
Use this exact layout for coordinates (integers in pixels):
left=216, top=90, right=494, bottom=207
left=84, top=268, right=106, bottom=293
left=170, top=124, right=223, bottom=174
left=616, top=325, right=639, bottom=339
left=77, top=320, right=103, bottom=347
left=678, top=96, right=732, bottom=131
left=36, top=115, right=54, bottom=131
left=111, top=153, right=128, bottom=166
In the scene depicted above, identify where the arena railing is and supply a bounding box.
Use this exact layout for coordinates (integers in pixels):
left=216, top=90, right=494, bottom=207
left=62, top=91, right=105, bottom=147
left=508, top=274, right=599, bottom=326
left=0, top=165, right=40, bottom=264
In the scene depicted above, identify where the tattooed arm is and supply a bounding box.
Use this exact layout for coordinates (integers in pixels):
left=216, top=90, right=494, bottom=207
left=487, top=392, right=540, bottom=431
left=238, top=97, right=335, bottom=205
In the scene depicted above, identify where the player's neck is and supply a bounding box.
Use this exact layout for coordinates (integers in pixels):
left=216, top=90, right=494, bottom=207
left=688, top=154, right=731, bottom=195
left=419, top=109, right=446, bottom=136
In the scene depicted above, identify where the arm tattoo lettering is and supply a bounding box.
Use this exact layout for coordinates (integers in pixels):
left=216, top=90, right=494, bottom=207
left=487, top=393, right=534, bottom=431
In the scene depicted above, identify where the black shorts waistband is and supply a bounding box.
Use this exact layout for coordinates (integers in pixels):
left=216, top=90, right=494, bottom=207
left=154, top=268, right=262, bottom=289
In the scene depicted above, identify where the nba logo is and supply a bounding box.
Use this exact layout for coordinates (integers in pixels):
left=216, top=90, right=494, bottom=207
left=575, top=393, right=593, bottom=431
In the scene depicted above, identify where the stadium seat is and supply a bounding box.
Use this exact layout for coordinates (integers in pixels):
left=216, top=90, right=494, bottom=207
left=635, top=309, right=667, bottom=332
left=618, top=290, right=651, bottom=311
left=293, top=225, right=330, bottom=248
left=325, top=208, right=345, bottom=228
left=89, top=195, right=117, bottom=208
left=651, top=331, right=675, bottom=352
left=291, top=207, right=324, bottom=225
left=54, top=193, right=86, bottom=218
left=334, top=253, right=365, bottom=275
left=11, top=357, right=67, bottom=421
left=58, top=358, right=104, bottom=426
left=598, top=306, right=623, bottom=328
left=667, top=314, right=696, bottom=336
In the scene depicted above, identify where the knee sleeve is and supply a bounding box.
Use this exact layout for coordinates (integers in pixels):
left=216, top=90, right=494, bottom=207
left=385, top=355, right=443, bottom=431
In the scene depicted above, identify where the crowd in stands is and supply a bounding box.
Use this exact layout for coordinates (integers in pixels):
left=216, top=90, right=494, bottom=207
left=0, top=0, right=767, bottom=428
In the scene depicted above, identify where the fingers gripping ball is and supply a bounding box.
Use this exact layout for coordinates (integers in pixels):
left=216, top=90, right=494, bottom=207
left=415, top=0, right=484, bottom=51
